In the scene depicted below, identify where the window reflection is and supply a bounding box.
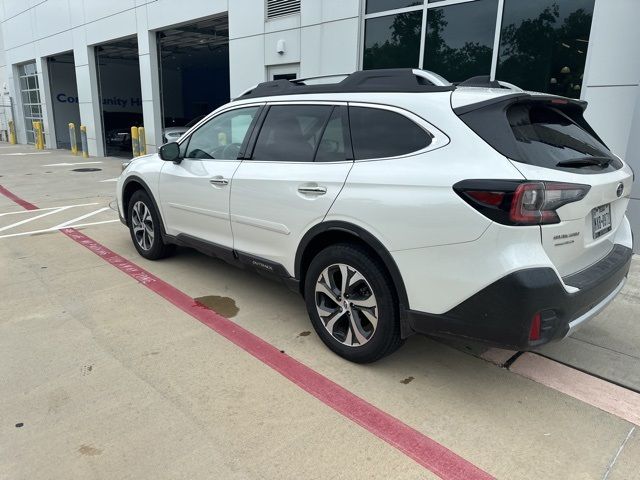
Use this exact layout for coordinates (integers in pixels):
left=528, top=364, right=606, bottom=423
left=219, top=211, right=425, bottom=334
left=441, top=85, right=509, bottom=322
left=497, top=0, right=595, bottom=98
left=363, top=11, right=422, bottom=69
left=423, top=0, right=498, bottom=82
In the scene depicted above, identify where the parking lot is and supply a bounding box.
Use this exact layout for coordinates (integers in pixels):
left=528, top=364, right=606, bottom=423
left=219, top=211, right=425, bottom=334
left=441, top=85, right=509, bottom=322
left=2, top=144, right=640, bottom=480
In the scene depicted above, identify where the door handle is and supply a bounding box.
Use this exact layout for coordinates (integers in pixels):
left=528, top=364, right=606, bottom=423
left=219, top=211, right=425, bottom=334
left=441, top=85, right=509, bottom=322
left=298, top=185, right=327, bottom=195
left=209, top=176, right=229, bottom=186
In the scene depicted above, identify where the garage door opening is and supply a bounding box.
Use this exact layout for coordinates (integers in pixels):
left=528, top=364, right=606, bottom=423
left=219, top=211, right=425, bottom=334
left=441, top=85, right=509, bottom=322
left=157, top=14, right=229, bottom=143
left=47, top=52, right=80, bottom=150
left=95, top=37, right=142, bottom=157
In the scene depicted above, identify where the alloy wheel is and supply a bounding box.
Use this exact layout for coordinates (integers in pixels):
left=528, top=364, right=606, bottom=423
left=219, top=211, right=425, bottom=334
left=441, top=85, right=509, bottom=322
left=131, top=200, right=154, bottom=251
left=314, top=263, right=378, bottom=347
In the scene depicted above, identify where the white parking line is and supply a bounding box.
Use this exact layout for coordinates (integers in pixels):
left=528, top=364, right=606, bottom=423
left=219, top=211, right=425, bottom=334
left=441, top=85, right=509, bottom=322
left=0, top=202, right=99, bottom=217
left=99, top=178, right=119, bottom=183
left=50, top=207, right=111, bottom=230
left=0, top=152, right=51, bottom=156
left=0, top=207, right=74, bottom=232
left=42, top=161, right=103, bottom=167
left=0, top=219, right=119, bottom=239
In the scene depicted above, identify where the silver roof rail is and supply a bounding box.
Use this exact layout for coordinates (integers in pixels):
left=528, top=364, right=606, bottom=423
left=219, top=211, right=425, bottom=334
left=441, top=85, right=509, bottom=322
left=291, top=73, right=350, bottom=85
left=412, top=69, right=452, bottom=87
left=496, top=80, right=524, bottom=92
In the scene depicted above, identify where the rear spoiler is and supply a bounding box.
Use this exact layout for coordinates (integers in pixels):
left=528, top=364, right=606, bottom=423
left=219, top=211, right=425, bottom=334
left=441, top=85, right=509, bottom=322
left=453, top=93, right=587, bottom=116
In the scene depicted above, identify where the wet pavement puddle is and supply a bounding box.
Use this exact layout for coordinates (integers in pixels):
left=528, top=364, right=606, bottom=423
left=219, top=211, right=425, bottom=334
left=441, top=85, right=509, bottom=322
left=194, top=295, right=239, bottom=318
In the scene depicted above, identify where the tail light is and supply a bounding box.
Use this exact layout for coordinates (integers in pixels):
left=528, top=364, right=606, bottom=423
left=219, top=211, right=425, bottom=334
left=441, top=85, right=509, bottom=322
left=454, top=180, right=590, bottom=226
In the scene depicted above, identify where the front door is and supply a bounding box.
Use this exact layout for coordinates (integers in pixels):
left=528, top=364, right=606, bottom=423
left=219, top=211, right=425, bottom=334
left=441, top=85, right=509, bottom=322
left=230, top=104, right=353, bottom=274
left=158, top=105, right=261, bottom=247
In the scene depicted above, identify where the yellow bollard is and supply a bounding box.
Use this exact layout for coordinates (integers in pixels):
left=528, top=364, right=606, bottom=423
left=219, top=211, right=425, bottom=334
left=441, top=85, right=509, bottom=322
left=8, top=120, right=16, bottom=144
left=39, top=121, right=45, bottom=149
left=33, top=121, right=44, bottom=149
left=69, top=123, right=78, bottom=155
left=137, top=126, right=146, bottom=156
left=80, top=125, right=89, bottom=158
left=32, top=121, right=39, bottom=148
left=130, top=126, right=140, bottom=157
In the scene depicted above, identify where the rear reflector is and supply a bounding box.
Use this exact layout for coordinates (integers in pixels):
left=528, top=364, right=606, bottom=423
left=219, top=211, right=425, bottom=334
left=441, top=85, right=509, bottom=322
left=529, top=312, right=541, bottom=341
left=465, top=190, right=505, bottom=207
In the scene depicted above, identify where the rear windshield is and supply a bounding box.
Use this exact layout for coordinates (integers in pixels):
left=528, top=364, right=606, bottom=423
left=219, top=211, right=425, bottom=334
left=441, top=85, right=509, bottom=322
left=507, top=104, right=614, bottom=168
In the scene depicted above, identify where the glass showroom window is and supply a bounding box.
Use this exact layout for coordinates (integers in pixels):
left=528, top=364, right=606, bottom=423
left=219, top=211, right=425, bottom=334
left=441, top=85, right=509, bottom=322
left=366, top=0, right=422, bottom=15
left=363, top=8, right=423, bottom=69
left=423, top=0, right=499, bottom=82
left=17, top=62, right=43, bottom=144
left=496, top=0, right=596, bottom=98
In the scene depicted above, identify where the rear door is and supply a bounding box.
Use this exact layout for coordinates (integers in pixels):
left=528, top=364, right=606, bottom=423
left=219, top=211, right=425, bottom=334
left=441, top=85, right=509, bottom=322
left=503, top=102, right=634, bottom=276
left=229, top=103, right=353, bottom=274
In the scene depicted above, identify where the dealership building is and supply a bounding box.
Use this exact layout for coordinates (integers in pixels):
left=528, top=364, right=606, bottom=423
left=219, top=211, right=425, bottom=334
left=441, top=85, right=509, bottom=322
left=0, top=0, right=638, bottom=246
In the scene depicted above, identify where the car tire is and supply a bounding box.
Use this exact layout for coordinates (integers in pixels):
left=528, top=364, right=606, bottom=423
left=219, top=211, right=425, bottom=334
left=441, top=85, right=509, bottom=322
left=127, top=190, right=175, bottom=260
left=304, top=243, right=404, bottom=363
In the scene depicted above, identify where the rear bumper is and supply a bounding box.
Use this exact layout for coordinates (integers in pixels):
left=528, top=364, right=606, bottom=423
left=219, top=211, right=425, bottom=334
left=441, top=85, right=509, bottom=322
left=407, top=244, right=633, bottom=350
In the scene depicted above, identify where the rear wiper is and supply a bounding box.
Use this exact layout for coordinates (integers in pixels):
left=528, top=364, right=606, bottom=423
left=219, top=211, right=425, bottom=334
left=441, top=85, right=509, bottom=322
left=556, top=156, right=612, bottom=168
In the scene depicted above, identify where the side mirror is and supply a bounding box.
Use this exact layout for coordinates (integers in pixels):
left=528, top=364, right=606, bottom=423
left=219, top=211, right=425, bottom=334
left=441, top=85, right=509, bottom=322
left=159, top=142, right=181, bottom=162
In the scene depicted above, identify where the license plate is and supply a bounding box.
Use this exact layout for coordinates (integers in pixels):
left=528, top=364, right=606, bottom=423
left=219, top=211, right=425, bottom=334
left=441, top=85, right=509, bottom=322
left=592, top=204, right=612, bottom=239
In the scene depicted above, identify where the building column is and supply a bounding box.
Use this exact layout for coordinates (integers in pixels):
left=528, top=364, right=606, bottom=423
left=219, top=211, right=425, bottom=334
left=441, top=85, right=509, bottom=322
left=8, top=63, right=26, bottom=144
left=136, top=6, right=162, bottom=154
left=36, top=56, right=57, bottom=149
left=73, top=26, right=105, bottom=157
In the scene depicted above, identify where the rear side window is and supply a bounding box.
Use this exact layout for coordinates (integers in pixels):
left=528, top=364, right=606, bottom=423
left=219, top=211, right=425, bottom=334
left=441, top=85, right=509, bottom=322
left=508, top=104, right=613, bottom=168
left=349, top=106, right=431, bottom=160
left=252, top=105, right=333, bottom=162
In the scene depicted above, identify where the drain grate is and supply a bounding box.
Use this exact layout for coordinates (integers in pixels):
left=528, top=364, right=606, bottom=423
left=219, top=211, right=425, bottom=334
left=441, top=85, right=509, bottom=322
left=72, top=168, right=102, bottom=172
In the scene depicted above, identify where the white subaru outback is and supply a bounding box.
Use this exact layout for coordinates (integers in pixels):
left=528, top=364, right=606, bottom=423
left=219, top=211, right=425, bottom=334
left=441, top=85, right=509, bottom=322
left=117, top=69, right=634, bottom=363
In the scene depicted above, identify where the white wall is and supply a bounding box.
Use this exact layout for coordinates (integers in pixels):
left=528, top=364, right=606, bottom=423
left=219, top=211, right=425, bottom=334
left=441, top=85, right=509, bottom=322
left=228, top=0, right=360, bottom=98
left=582, top=0, right=640, bottom=251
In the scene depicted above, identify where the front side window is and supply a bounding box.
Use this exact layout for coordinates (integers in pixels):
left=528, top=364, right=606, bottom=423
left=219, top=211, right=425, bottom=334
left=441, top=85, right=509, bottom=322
left=184, top=106, right=259, bottom=160
left=349, top=106, right=431, bottom=160
left=252, top=105, right=333, bottom=162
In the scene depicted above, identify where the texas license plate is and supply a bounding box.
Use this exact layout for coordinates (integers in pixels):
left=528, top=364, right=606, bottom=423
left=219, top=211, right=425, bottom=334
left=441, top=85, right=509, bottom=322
left=592, top=204, right=612, bottom=239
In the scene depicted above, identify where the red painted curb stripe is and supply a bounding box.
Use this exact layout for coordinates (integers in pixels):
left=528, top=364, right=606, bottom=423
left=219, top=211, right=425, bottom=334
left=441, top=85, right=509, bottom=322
left=1, top=185, right=493, bottom=480
left=0, top=185, right=38, bottom=211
